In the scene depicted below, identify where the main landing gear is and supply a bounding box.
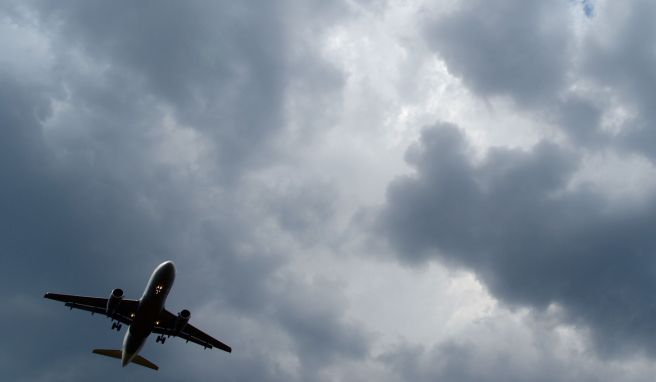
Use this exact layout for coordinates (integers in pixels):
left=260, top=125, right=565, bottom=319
left=156, top=335, right=167, bottom=344
left=111, top=321, right=122, bottom=331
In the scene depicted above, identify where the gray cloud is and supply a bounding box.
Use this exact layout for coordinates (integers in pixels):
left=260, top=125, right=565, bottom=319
left=425, top=1, right=656, bottom=161
left=5, top=0, right=656, bottom=380
left=424, top=0, right=572, bottom=106
left=379, top=338, right=627, bottom=382
left=379, top=122, right=656, bottom=357
left=581, top=1, right=656, bottom=158
left=408, top=2, right=656, bottom=361
left=381, top=342, right=568, bottom=382
left=27, top=0, right=292, bottom=180
left=0, top=1, right=372, bottom=381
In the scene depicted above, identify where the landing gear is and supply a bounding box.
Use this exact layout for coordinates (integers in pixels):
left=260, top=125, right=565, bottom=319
left=111, top=321, right=122, bottom=331
left=156, top=335, right=166, bottom=344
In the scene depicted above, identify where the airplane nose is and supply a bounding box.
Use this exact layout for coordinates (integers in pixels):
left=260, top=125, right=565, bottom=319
left=157, top=261, right=176, bottom=276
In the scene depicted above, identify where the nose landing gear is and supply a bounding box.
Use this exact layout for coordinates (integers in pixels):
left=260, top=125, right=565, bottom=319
left=111, top=321, right=122, bottom=331
left=156, top=335, right=166, bottom=344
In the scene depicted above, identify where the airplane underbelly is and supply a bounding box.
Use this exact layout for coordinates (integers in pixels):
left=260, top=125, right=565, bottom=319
left=131, top=297, right=164, bottom=336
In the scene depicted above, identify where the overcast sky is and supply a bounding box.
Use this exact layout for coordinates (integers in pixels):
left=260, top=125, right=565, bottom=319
left=3, top=0, right=656, bottom=381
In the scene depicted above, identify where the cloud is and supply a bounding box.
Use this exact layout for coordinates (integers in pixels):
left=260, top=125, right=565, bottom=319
left=0, top=1, right=372, bottom=380
left=378, top=314, right=655, bottom=382
left=401, top=2, right=656, bottom=361
left=4, top=0, right=656, bottom=380
left=424, top=0, right=656, bottom=161
left=580, top=1, right=656, bottom=157
left=379, top=122, right=656, bottom=357
left=424, top=0, right=572, bottom=105
left=22, top=0, right=350, bottom=181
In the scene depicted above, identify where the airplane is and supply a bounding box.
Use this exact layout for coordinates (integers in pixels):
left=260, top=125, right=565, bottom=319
left=44, top=261, right=231, bottom=370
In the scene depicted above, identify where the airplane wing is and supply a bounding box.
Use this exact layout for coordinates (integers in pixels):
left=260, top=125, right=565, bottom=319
left=153, top=309, right=232, bottom=353
left=44, top=293, right=139, bottom=325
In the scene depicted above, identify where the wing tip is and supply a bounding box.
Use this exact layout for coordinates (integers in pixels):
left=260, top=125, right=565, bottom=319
left=220, top=344, right=232, bottom=353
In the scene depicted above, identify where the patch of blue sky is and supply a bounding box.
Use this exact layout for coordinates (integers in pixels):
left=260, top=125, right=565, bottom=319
left=581, top=0, right=594, bottom=17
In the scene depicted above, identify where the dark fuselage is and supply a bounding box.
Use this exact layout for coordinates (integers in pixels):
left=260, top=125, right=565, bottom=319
left=121, top=261, right=175, bottom=366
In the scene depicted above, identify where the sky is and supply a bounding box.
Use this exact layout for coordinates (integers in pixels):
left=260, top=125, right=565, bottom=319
left=3, top=0, right=656, bottom=381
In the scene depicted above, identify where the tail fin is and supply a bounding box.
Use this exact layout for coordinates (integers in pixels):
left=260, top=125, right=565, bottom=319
left=92, top=349, right=159, bottom=370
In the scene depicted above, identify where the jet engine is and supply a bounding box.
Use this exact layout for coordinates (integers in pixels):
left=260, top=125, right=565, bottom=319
left=106, top=288, right=123, bottom=316
left=174, top=309, right=191, bottom=334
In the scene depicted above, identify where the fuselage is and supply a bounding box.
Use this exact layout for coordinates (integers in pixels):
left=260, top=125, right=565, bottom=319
left=121, top=261, right=176, bottom=367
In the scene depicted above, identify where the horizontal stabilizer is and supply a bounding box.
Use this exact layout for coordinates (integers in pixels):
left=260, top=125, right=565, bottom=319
left=92, top=349, right=159, bottom=370
left=131, top=355, right=159, bottom=370
left=92, top=349, right=122, bottom=359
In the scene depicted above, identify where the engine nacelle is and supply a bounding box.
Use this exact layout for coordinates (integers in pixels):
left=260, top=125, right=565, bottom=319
left=174, top=309, right=191, bottom=334
left=106, top=288, right=123, bottom=316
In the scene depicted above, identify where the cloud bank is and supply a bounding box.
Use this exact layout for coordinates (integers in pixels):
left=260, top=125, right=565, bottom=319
left=3, top=0, right=656, bottom=381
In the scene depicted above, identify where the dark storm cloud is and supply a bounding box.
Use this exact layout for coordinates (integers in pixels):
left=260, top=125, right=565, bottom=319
left=263, top=178, right=340, bottom=246
left=0, top=1, right=370, bottom=380
left=552, top=95, right=604, bottom=147
left=425, top=1, right=656, bottom=159
left=424, top=0, right=571, bottom=105
left=402, top=1, right=656, bottom=359
left=0, top=72, right=172, bottom=380
left=380, top=340, right=606, bottom=382
left=272, top=280, right=371, bottom=379
left=31, top=0, right=288, bottom=178
left=8, top=0, right=656, bottom=379
left=425, top=0, right=607, bottom=154
left=581, top=1, right=656, bottom=159
left=0, top=67, right=236, bottom=379
left=380, top=123, right=656, bottom=357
